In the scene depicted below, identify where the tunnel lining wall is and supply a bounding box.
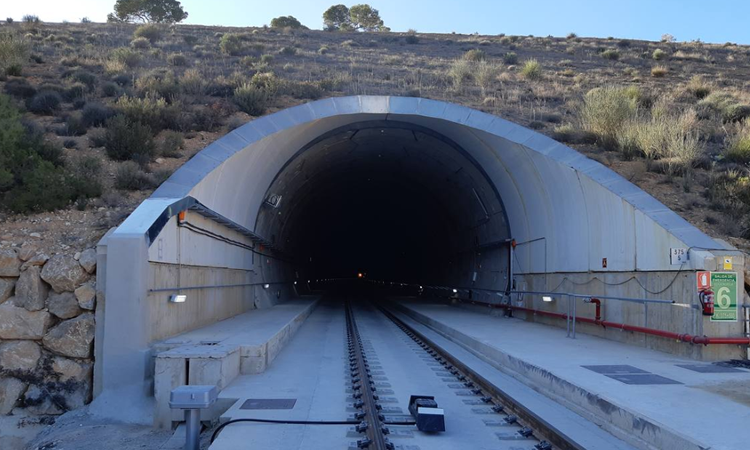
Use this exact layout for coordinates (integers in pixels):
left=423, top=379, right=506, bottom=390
left=95, top=96, right=743, bottom=421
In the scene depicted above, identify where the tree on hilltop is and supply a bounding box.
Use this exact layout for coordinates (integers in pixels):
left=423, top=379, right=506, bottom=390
left=323, top=4, right=388, bottom=32
left=270, top=16, right=307, bottom=29
left=323, top=4, right=353, bottom=31
left=107, top=0, right=188, bottom=23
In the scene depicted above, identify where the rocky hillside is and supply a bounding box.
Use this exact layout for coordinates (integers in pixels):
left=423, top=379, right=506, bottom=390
left=0, top=21, right=749, bottom=254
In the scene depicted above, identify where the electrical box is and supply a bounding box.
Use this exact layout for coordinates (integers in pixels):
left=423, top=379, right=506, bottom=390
left=408, top=395, right=445, bottom=432
left=169, top=385, right=218, bottom=409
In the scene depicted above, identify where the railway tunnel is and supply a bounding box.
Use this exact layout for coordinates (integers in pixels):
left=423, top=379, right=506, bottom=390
left=93, top=96, right=745, bottom=422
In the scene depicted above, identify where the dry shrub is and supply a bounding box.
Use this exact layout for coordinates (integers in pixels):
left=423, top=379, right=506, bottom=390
left=651, top=65, right=668, bottom=77
left=475, top=61, right=499, bottom=94
left=520, top=59, right=542, bottom=80
left=726, top=122, right=750, bottom=164
left=180, top=69, right=206, bottom=95
left=577, top=86, right=638, bottom=148
left=0, top=33, right=30, bottom=74
left=448, top=59, right=473, bottom=89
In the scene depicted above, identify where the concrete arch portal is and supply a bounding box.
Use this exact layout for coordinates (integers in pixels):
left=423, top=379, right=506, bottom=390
left=95, top=96, right=743, bottom=419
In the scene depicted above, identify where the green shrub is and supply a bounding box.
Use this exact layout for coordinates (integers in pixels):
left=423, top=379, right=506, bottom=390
left=698, top=91, right=750, bottom=123
left=67, top=155, right=103, bottom=200
left=0, top=93, right=89, bottom=213
left=4, top=78, right=36, bottom=99
left=220, top=33, right=243, bottom=55
left=135, top=71, right=180, bottom=101
left=55, top=113, right=87, bottom=136
left=502, top=52, right=518, bottom=64
left=0, top=33, right=31, bottom=75
left=601, top=49, right=619, bottom=60
left=179, top=69, right=206, bottom=95
left=463, top=49, right=486, bottom=61
left=104, top=115, right=156, bottom=164
left=114, top=161, right=156, bottom=190
left=167, top=53, right=188, bottom=66
left=652, top=49, right=667, bottom=60
left=110, top=47, right=142, bottom=69
left=67, top=70, right=97, bottom=91
left=233, top=83, right=269, bottom=116
left=405, top=33, right=419, bottom=44
left=288, top=81, right=323, bottom=100
left=260, top=54, right=274, bottom=63
left=64, top=83, right=88, bottom=102
left=115, top=95, right=179, bottom=131
left=726, top=123, right=750, bottom=164
left=160, top=130, right=184, bottom=157
left=520, top=59, right=542, bottom=80
left=101, top=82, right=120, bottom=97
left=130, top=37, right=150, bottom=49
left=5, top=65, right=22, bottom=76
left=82, top=103, right=114, bottom=127
left=134, top=24, right=162, bottom=43
left=27, top=91, right=62, bottom=114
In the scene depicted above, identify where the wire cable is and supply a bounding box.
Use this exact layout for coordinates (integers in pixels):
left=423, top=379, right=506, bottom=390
left=210, top=417, right=416, bottom=443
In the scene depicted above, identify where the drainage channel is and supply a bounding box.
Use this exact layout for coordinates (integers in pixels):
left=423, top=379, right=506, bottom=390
left=376, top=303, right=560, bottom=450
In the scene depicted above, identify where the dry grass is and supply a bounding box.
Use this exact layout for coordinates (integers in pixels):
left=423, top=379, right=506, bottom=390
left=0, top=21, right=749, bottom=246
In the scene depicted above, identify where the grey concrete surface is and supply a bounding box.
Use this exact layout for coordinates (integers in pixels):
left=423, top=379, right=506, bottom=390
left=152, top=298, right=319, bottom=428
left=97, top=95, right=743, bottom=423
left=210, top=300, right=619, bottom=450
left=394, top=298, right=750, bottom=450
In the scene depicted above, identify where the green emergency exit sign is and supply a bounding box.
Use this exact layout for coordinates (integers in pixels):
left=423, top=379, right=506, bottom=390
left=710, top=272, right=738, bottom=322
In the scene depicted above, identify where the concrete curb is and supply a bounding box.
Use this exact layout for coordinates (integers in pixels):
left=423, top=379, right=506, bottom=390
left=393, top=302, right=709, bottom=450
left=152, top=299, right=319, bottom=429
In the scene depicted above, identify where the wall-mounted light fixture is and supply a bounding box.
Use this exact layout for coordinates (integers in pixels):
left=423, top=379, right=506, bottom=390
left=263, top=283, right=270, bottom=289
left=542, top=296, right=554, bottom=303
left=170, top=294, right=187, bottom=303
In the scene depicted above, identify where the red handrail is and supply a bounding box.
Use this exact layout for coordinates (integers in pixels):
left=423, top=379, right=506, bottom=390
left=462, top=300, right=750, bottom=346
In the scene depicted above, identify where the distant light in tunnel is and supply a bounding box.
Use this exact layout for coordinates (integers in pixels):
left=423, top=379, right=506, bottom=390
left=357, top=272, right=363, bottom=279
left=263, top=284, right=270, bottom=289
left=452, top=289, right=458, bottom=294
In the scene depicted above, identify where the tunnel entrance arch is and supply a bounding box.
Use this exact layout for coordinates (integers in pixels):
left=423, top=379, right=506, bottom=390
left=94, top=96, right=736, bottom=420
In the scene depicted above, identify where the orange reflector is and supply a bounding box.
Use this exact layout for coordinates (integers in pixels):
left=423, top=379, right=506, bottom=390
left=178, top=211, right=186, bottom=222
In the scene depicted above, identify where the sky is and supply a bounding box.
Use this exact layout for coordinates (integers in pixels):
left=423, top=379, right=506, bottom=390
left=5, top=0, right=750, bottom=45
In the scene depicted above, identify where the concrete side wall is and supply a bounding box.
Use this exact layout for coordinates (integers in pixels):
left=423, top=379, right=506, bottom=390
left=147, top=263, right=257, bottom=342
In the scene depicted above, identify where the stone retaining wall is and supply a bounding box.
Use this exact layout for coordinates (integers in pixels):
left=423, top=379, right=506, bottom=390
left=0, top=246, right=96, bottom=416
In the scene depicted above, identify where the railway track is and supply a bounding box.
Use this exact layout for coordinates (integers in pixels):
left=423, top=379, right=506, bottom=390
left=211, top=296, right=569, bottom=449
left=344, top=298, right=557, bottom=450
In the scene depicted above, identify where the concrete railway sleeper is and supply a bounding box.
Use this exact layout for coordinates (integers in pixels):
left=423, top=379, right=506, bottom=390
left=377, top=302, right=569, bottom=450
left=210, top=298, right=567, bottom=449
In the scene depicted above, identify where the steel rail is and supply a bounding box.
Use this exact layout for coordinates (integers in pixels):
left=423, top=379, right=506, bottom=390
left=345, top=301, right=393, bottom=450
left=378, top=302, right=572, bottom=450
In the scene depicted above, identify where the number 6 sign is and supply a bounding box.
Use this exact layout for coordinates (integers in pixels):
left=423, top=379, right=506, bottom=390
left=709, top=272, right=738, bottom=322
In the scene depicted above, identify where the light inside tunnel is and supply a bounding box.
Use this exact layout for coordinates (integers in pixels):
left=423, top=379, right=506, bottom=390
left=253, top=121, right=511, bottom=286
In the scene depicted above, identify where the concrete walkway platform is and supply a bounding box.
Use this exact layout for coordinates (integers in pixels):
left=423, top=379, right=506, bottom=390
left=152, top=298, right=319, bottom=428
left=211, top=301, right=351, bottom=450
left=392, top=298, right=750, bottom=450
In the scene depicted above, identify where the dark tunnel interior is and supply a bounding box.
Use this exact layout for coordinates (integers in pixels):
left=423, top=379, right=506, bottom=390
left=255, top=121, right=510, bottom=287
